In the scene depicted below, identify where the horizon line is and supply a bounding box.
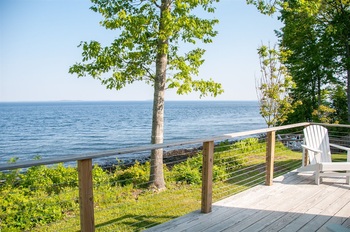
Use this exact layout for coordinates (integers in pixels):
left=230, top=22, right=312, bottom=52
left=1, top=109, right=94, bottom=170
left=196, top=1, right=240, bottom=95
left=0, top=99, right=258, bottom=103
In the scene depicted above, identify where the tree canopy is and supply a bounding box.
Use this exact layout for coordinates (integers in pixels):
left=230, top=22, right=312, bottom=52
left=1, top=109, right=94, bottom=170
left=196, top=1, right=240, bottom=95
left=248, top=0, right=350, bottom=124
left=69, top=0, right=223, bottom=97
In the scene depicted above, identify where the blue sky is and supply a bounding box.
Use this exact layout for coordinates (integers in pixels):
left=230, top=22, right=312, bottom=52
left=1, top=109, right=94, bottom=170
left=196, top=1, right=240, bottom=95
left=0, top=0, right=282, bottom=102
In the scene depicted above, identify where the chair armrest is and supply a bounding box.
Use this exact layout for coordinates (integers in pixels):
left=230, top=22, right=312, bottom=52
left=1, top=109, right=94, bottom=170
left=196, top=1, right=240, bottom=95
left=329, top=143, right=350, bottom=151
left=301, top=144, right=322, bottom=154
left=330, top=143, right=350, bottom=162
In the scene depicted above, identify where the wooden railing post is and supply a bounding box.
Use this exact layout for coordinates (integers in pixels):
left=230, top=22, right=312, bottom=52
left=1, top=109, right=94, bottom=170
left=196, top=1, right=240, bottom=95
left=302, top=125, right=309, bottom=167
left=347, top=151, right=350, bottom=184
left=201, top=141, right=214, bottom=213
left=303, top=147, right=309, bottom=167
left=78, top=159, right=95, bottom=232
left=266, top=131, right=275, bottom=186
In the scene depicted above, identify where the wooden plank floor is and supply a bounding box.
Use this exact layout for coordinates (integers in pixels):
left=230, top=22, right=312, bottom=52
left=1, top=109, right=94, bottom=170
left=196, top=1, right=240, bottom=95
left=145, top=171, right=350, bottom=232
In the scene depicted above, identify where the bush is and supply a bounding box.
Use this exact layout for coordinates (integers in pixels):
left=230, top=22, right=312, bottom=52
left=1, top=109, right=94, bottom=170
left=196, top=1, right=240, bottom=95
left=213, top=165, right=227, bottom=181
left=92, top=165, right=110, bottom=187
left=171, top=155, right=202, bottom=185
left=170, top=154, right=228, bottom=184
left=232, top=137, right=262, bottom=153
left=112, top=161, right=150, bottom=187
left=0, top=188, right=64, bottom=231
left=0, top=163, right=79, bottom=231
left=20, top=164, right=78, bottom=195
left=215, top=140, right=232, bottom=153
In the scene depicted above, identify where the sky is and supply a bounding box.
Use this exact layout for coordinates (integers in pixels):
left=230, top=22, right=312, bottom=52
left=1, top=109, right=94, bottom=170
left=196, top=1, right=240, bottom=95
left=0, top=0, right=282, bottom=102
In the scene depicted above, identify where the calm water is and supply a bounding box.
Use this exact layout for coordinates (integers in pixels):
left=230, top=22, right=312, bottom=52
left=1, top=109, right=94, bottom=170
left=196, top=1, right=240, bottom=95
left=0, top=101, right=265, bottom=164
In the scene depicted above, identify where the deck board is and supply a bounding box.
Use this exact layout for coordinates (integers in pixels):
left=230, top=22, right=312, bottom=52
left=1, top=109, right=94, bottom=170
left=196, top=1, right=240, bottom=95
left=145, top=171, right=350, bottom=232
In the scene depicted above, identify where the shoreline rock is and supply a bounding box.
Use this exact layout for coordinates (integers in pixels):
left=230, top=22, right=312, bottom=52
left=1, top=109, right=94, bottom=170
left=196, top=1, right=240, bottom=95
left=100, top=147, right=202, bottom=171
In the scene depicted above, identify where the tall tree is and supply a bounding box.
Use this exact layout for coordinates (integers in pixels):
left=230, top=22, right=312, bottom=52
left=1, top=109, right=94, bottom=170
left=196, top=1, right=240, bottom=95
left=256, top=43, right=298, bottom=127
left=323, top=0, right=350, bottom=121
left=277, top=0, right=334, bottom=122
left=69, top=0, right=223, bottom=190
left=248, top=0, right=350, bottom=123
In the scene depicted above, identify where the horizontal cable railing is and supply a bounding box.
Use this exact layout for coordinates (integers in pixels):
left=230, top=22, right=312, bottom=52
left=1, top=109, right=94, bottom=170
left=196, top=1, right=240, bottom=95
left=1, top=122, right=350, bottom=231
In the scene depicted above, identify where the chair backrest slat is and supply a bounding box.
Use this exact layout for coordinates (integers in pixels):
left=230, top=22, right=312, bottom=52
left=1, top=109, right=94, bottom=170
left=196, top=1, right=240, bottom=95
left=303, top=125, right=332, bottom=164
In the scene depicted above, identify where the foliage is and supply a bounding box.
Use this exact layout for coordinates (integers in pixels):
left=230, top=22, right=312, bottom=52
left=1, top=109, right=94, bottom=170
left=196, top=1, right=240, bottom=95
left=112, top=161, right=150, bottom=187
left=171, top=156, right=202, bottom=184
left=169, top=138, right=264, bottom=185
left=0, top=188, right=65, bottom=231
left=256, top=43, right=301, bottom=127
left=20, top=164, right=78, bottom=195
left=232, top=137, right=263, bottom=153
left=92, top=164, right=110, bottom=186
left=329, top=84, right=348, bottom=123
left=0, top=164, right=78, bottom=231
left=246, top=0, right=277, bottom=15
left=69, top=0, right=222, bottom=97
left=312, top=105, right=337, bottom=123
left=215, top=140, right=233, bottom=152
left=248, top=0, right=350, bottom=124
left=169, top=152, right=235, bottom=185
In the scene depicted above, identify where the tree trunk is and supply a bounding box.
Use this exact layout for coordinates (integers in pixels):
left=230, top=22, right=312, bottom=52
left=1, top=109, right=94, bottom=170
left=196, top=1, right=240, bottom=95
left=150, top=73, right=166, bottom=190
left=149, top=0, right=170, bottom=190
left=150, top=60, right=166, bottom=189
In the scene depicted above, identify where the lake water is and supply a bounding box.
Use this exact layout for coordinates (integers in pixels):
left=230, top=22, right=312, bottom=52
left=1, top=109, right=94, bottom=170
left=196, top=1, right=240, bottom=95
left=0, top=101, right=265, bottom=165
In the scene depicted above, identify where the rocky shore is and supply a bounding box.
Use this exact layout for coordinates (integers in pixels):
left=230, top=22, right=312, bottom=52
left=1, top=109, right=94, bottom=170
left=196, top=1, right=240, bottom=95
left=100, top=146, right=202, bottom=171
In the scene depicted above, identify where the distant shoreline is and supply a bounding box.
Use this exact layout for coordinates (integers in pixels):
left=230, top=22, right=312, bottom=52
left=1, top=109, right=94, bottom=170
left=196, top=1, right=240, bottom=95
left=0, top=100, right=259, bottom=104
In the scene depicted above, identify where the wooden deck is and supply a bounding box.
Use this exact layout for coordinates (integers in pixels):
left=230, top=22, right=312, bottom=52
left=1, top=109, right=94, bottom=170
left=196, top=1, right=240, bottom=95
left=145, top=171, right=350, bottom=232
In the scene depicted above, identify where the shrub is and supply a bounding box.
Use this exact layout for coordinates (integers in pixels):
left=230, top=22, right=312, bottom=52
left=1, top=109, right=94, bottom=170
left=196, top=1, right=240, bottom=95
left=0, top=169, right=21, bottom=190
left=213, top=165, right=227, bottom=181
left=0, top=162, right=80, bottom=231
left=233, top=137, right=262, bottom=153
left=92, top=165, right=110, bottom=187
left=172, top=164, right=202, bottom=185
left=0, top=188, right=64, bottom=231
left=170, top=154, right=228, bottom=184
left=215, top=140, right=232, bottom=153
left=112, top=161, right=150, bottom=187
left=171, top=155, right=202, bottom=185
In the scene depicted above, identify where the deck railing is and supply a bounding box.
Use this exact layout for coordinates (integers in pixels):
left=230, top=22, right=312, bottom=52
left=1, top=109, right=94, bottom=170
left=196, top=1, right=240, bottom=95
left=1, top=122, right=350, bottom=231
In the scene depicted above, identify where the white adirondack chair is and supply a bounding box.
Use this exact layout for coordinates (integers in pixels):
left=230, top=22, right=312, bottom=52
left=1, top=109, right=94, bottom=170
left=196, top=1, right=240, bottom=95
left=299, top=125, right=350, bottom=185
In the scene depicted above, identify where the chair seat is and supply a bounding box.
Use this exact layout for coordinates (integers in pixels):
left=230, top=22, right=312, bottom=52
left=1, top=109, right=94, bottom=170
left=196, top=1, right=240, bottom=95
left=321, top=162, right=350, bottom=171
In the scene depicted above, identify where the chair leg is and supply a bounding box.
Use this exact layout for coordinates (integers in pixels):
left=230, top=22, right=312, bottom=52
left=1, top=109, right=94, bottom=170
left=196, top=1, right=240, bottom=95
left=315, top=175, right=320, bottom=185
left=315, top=165, right=320, bottom=185
left=315, top=172, right=321, bottom=185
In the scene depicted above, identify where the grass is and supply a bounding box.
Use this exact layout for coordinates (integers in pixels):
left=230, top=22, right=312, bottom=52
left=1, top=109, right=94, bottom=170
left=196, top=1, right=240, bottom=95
left=34, top=183, right=201, bottom=231
left=331, top=153, right=348, bottom=162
